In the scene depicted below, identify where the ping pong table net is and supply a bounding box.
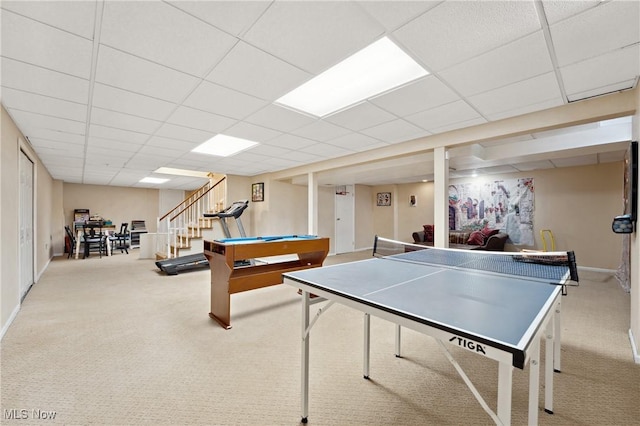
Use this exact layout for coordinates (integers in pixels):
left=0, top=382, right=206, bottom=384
left=372, top=236, right=579, bottom=287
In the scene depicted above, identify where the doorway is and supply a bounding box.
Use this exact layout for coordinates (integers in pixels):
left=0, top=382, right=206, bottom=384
left=335, top=185, right=354, bottom=254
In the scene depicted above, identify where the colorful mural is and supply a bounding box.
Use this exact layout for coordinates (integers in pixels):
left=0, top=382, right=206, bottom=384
left=448, top=178, right=535, bottom=245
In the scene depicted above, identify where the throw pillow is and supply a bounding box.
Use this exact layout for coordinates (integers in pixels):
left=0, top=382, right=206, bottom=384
left=467, top=230, right=484, bottom=245
left=481, top=228, right=499, bottom=244
left=423, top=225, right=434, bottom=242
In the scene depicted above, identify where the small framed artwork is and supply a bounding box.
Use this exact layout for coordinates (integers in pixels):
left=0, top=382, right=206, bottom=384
left=410, top=195, right=417, bottom=207
left=376, top=192, right=391, bottom=206
left=252, top=182, right=264, bottom=202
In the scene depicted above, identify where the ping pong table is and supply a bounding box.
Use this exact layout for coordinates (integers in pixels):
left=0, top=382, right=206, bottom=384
left=282, top=237, right=578, bottom=426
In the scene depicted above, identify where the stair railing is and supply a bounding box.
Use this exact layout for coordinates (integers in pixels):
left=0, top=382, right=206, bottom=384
left=156, top=175, right=226, bottom=258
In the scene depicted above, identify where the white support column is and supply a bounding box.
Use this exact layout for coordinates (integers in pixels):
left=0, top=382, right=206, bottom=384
left=308, top=172, right=318, bottom=235
left=433, top=147, right=449, bottom=247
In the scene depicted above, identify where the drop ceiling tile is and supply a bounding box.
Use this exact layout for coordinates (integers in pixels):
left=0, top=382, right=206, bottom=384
left=265, top=134, right=318, bottom=150
left=357, top=1, right=440, bottom=31
left=325, top=102, right=396, bottom=131
left=90, top=107, right=162, bottom=134
left=369, top=75, right=460, bottom=117
left=206, top=41, right=311, bottom=100
left=326, top=133, right=388, bottom=152
left=430, top=117, right=488, bottom=135
left=541, top=1, right=600, bottom=25
left=1, top=0, right=97, bottom=38
left=2, top=11, right=93, bottom=78
left=280, top=150, right=325, bottom=163
left=145, top=136, right=200, bottom=152
left=393, top=1, right=540, bottom=71
left=567, top=80, right=638, bottom=103
left=222, top=121, right=282, bottom=143
left=551, top=0, right=640, bottom=67
left=154, top=123, right=213, bottom=143
left=360, top=119, right=426, bottom=144
left=243, top=1, right=384, bottom=73
left=89, top=124, right=151, bottom=144
left=560, top=46, right=640, bottom=97
left=291, top=120, right=352, bottom=142
left=405, top=100, right=481, bottom=132
left=439, top=31, right=553, bottom=97
left=24, top=129, right=85, bottom=145
left=87, top=141, right=138, bottom=156
left=467, top=72, right=562, bottom=117
left=300, top=142, right=355, bottom=158
left=2, top=88, right=87, bottom=122
left=1, top=58, right=89, bottom=104
left=244, top=104, right=315, bottom=133
left=167, top=106, right=236, bottom=134
left=9, top=109, right=85, bottom=135
left=166, top=1, right=270, bottom=36
left=92, top=83, right=177, bottom=122
left=101, top=1, right=237, bottom=77
left=28, top=138, right=84, bottom=153
left=248, top=144, right=292, bottom=159
left=84, top=150, right=130, bottom=166
left=183, top=80, right=268, bottom=119
left=136, top=144, right=188, bottom=158
left=486, top=98, right=564, bottom=122
left=95, top=46, right=199, bottom=103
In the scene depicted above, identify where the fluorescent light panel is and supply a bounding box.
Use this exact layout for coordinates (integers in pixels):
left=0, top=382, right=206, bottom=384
left=153, top=167, right=210, bottom=178
left=140, top=177, right=170, bottom=184
left=276, top=37, right=429, bottom=117
left=192, top=134, right=258, bottom=157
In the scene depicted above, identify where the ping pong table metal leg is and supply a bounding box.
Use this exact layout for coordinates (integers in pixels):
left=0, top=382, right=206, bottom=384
left=528, top=337, right=541, bottom=426
left=544, top=314, right=555, bottom=415
left=553, top=298, right=562, bottom=373
left=395, top=324, right=401, bottom=357
left=301, top=291, right=310, bottom=424
left=364, top=313, right=370, bottom=379
left=497, top=362, right=513, bottom=425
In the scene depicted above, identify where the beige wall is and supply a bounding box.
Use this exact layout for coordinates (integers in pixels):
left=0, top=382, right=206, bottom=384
left=63, top=183, right=160, bottom=235
left=1, top=107, right=20, bottom=331
left=1, top=106, right=58, bottom=334
left=370, top=163, right=623, bottom=270
left=631, top=87, right=640, bottom=360
left=354, top=184, right=374, bottom=250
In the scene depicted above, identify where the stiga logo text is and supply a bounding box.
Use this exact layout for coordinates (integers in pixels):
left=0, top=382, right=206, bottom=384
left=449, top=336, right=486, bottom=354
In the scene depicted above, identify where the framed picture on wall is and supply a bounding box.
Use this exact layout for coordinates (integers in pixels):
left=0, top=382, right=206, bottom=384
left=410, top=195, right=417, bottom=207
left=252, top=182, right=264, bottom=202
left=376, top=192, right=391, bottom=206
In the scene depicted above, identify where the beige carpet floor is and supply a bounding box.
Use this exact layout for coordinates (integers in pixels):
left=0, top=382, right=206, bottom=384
left=1, top=250, right=638, bottom=425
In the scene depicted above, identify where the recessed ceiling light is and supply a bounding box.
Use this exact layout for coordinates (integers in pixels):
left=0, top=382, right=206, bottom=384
left=140, top=177, right=170, bottom=184
left=276, top=37, right=429, bottom=117
left=192, top=134, right=259, bottom=157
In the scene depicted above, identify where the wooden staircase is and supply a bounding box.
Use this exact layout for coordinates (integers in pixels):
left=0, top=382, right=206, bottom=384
left=155, top=174, right=226, bottom=260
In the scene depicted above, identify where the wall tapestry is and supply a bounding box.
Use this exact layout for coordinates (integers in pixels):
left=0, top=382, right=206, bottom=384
left=448, top=178, right=535, bottom=245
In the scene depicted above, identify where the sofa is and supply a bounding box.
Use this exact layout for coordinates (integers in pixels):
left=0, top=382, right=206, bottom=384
left=412, top=225, right=509, bottom=251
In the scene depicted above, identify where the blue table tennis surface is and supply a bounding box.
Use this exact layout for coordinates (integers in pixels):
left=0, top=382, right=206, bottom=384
left=285, top=249, right=565, bottom=349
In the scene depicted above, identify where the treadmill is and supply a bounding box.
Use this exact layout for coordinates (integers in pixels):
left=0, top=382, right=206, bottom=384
left=155, top=200, right=249, bottom=275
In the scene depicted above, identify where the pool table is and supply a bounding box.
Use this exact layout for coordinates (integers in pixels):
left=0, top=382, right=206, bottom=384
left=203, top=235, right=330, bottom=329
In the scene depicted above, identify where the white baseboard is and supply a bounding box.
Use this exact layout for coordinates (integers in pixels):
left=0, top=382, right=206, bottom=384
left=0, top=304, right=20, bottom=341
left=577, top=266, right=616, bottom=274
left=629, top=329, right=640, bottom=364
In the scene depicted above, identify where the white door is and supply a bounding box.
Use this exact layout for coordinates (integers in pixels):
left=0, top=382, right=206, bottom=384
left=335, top=185, right=354, bottom=254
left=19, top=149, right=34, bottom=301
